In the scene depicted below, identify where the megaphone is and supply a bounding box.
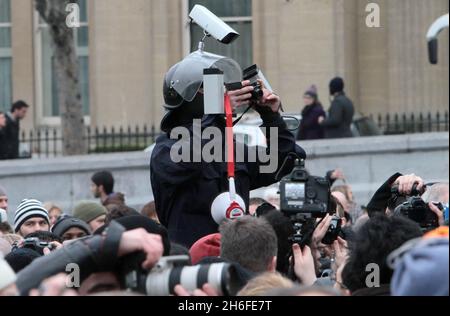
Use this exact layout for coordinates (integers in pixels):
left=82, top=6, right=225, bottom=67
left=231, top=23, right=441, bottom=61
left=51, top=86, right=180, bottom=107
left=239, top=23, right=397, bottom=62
left=211, top=178, right=246, bottom=224
left=205, top=73, right=246, bottom=224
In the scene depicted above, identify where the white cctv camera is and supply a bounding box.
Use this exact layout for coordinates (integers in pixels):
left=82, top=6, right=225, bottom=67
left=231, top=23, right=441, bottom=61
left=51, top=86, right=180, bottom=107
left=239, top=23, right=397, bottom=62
left=189, top=4, right=240, bottom=44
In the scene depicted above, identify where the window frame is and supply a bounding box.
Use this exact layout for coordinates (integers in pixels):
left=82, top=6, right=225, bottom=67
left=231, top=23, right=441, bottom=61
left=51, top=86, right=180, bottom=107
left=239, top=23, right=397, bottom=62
left=182, top=0, right=253, bottom=57
left=0, top=0, right=12, bottom=112
left=33, top=8, right=90, bottom=126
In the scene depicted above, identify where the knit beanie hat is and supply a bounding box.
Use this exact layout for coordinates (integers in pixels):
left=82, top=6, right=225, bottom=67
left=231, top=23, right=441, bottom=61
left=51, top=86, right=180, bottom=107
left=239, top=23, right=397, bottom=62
left=0, top=208, right=7, bottom=223
left=390, top=237, right=449, bottom=296
left=14, top=199, right=50, bottom=233
left=72, top=201, right=107, bottom=224
left=189, top=233, right=221, bottom=265
left=0, top=185, right=6, bottom=197
left=0, top=253, right=16, bottom=290
left=329, top=77, right=344, bottom=95
left=304, top=84, right=318, bottom=99
left=51, top=215, right=92, bottom=238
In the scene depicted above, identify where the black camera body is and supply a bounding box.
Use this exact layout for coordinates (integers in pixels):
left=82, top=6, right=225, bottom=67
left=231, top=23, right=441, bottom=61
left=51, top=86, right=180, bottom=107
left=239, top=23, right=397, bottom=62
left=391, top=183, right=441, bottom=231
left=394, top=196, right=441, bottom=231
left=243, top=65, right=264, bottom=102
left=14, top=237, right=56, bottom=255
left=280, top=160, right=331, bottom=217
left=321, top=215, right=343, bottom=245
left=279, top=159, right=342, bottom=249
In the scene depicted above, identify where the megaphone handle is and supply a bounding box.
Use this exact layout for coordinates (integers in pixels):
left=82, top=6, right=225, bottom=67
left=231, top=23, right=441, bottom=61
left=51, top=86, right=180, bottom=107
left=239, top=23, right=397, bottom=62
left=229, top=177, right=237, bottom=201
left=224, top=94, right=235, bottom=179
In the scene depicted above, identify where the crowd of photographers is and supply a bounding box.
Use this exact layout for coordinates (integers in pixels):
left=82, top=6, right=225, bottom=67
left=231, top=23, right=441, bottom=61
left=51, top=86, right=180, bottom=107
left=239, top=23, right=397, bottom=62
left=0, top=168, right=448, bottom=297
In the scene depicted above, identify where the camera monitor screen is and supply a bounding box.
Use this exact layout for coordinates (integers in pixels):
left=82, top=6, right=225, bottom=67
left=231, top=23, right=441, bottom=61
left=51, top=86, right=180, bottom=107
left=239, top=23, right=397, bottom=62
left=284, top=183, right=305, bottom=206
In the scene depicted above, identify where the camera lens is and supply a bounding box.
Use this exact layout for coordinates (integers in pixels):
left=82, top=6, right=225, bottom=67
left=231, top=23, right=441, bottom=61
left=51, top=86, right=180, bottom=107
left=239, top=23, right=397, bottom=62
left=251, top=83, right=263, bottom=100
left=145, top=262, right=240, bottom=296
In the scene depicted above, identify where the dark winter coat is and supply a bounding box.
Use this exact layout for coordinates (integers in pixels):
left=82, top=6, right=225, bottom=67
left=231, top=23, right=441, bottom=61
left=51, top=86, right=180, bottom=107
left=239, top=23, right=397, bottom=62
left=151, top=111, right=306, bottom=248
left=321, top=93, right=355, bottom=139
left=1, top=113, right=20, bottom=159
left=297, top=103, right=326, bottom=140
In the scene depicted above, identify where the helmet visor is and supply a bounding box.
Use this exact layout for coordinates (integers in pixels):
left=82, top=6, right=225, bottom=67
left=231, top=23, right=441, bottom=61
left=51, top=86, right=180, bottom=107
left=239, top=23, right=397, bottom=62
left=167, top=50, right=242, bottom=105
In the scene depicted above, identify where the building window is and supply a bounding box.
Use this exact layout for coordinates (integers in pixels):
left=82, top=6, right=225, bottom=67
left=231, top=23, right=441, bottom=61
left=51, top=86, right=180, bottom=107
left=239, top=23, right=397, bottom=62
left=38, top=0, right=89, bottom=119
left=0, top=0, right=12, bottom=112
left=188, top=0, right=253, bottom=68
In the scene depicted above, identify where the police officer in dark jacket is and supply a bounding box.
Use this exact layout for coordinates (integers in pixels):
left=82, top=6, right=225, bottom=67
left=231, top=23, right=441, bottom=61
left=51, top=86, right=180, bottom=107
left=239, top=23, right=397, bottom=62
left=1, top=101, right=29, bottom=160
left=151, top=52, right=305, bottom=248
left=319, top=77, right=354, bottom=139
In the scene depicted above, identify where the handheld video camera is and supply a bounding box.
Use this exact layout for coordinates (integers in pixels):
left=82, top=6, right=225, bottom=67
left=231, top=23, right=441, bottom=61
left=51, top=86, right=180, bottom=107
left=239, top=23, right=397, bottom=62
left=119, top=253, right=242, bottom=296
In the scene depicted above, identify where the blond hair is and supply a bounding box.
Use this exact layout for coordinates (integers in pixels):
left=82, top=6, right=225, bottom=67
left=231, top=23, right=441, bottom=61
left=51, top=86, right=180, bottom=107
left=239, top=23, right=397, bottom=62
left=0, top=234, right=23, bottom=246
left=237, top=272, right=294, bottom=296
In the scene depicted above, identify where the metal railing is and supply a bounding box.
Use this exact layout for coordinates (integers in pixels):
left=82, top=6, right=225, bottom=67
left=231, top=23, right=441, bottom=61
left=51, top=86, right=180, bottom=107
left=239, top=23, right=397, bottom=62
left=19, top=125, right=161, bottom=158
left=18, top=111, right=449, bottom=158
left=370, top=111, right=449, bottom=135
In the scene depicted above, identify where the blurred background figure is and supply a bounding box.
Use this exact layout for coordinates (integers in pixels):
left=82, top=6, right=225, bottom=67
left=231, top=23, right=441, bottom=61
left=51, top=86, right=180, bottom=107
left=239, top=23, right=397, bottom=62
left=43, top=203, right=63, bottom=227
left=264, top=187, right=280, bottom=210
left=140, top=201, right=160, bottom=223
left=0, top=186, right=8, bottom=212
left=297, top=85, right=326, bottom=141
left=318, top=77, right=354, bottom=139
left=2, top=101, right=29, bottom=160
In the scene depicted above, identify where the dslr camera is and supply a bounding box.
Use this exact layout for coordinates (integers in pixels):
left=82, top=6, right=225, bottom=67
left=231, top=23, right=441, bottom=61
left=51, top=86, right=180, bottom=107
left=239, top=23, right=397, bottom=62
left=280, top=159, right=330, bottom=217
left=394, top=198, right=442, bottom=231
left=392, top=183, right=442, bottom=231
left=243, top=65, right=264, bottom=102
left=119, top=254, right=242, bottom=296
left=279, top=159, right=341, bottom=246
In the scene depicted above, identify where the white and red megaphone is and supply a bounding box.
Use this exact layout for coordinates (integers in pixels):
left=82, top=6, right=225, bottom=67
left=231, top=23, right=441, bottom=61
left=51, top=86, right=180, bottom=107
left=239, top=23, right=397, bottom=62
left=211, top=177, right=246, bottom=224
left=209, top=91, right=246, bottom=224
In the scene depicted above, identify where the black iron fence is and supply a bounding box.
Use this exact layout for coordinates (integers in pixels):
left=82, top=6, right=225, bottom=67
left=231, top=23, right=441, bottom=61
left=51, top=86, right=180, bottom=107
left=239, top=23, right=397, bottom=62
left=19, top=125, right=162, bottom=158
left=370, top=111, right=449, bottom=135
left=18, top=111, right=449, bottom=158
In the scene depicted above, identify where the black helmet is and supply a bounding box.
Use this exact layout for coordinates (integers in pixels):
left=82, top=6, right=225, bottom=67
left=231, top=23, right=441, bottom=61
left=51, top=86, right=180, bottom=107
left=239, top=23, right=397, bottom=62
left=161, top=50, right=242, bottom=131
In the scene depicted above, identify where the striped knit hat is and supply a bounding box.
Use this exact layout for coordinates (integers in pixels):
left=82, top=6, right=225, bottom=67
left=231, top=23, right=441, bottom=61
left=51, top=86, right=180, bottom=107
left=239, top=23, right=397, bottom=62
left=14, top=199, right=50, bottom=233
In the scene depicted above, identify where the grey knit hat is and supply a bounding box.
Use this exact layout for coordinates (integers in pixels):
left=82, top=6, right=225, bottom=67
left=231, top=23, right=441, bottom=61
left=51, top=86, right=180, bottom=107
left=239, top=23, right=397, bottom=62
left=72, top=201, right=107, bottom=224
left=51, top=215, right=92, bottom=238
left=390, top=237, right=449, bottom=296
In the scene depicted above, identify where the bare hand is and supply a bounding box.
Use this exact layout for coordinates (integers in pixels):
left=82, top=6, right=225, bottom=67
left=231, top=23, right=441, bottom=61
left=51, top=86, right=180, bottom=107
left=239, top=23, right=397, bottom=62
left=429, top=202, right=445, bottom=226
left=292, top=244, right=317, bottom=286
left=118, top=228, right=164, bottom=269
left=174, top=284, right=219, bottom=296
left=330, top=169, right=345, bottom=181
left=43, top=241, right=63, bottom=256
left=332, top=237, right=348, bottom=269
left=318, top=116, right=325, bottom=124
left=312, top=214, right=332, bottom=248
left=29, top=273, right=78, bottom=296
left=393, top=174, right=425, bottom=195
left=227, top=80, right=254, bottom=109
left=258, top=81, right=281, bottom=113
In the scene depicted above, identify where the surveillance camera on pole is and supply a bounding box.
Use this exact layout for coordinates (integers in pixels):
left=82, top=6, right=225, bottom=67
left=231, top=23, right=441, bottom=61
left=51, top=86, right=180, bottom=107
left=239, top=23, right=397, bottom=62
left=189, top=4, right=240, bottom=51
